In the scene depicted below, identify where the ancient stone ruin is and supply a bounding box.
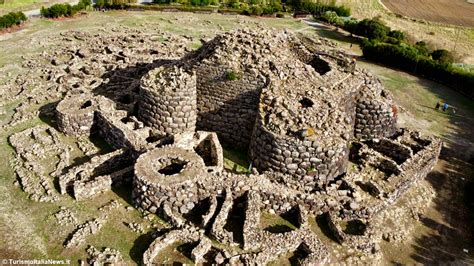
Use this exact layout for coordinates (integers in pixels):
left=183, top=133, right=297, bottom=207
left=9, top=28, right=441, bottom=264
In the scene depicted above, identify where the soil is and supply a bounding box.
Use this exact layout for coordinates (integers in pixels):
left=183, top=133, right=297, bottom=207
left=381, top=0, right=474, bottom=27
left=0, top=23, right=26, bottom=35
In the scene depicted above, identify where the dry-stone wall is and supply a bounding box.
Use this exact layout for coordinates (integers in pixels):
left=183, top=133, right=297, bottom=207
left=355, top=98, right=397, bottom=140
left=138, top=65, right=197, bottom=137
left=56, top=93, right=98, bottom=136
left=194, top=65, right=265, bottom=148
left=34, top=28, right=444, bottom=264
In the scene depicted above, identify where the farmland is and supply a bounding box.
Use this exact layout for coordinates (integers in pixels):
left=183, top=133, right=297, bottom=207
left=382, top=0, right=474, bottom=27
left=337, top=0, right=474, bottom=64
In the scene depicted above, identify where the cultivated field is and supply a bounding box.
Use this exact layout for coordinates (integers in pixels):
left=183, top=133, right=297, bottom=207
left=337, top=0, right=474, bottom=64
left=382, top=0, right=474, bottom=27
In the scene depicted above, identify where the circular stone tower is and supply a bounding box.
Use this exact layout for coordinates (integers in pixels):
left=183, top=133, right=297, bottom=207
left=56, top=93, right=98, bottom=136
left=138, top=65, right=197, bottom=137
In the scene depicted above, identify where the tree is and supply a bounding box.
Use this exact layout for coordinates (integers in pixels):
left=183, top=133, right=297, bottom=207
left=431, top=49, right=454, bottom=63
left=354, top=18, right=390, bottom=40
left=388, top=30, right=404, bottom=41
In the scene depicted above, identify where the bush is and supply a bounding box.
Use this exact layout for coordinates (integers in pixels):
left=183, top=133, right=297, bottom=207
left=276, top=12, right=284, bottom=18
left=293, top=0, right=350, bottom=17
left=225, top=70, right=239, bottom=81
left=41, top=0, right=91, bottom=18
left=0, top=12, right=27, bottom=29
left=388, top=30, right=405, bottom=41
left=249, top=5, right=263, bottom=16
left=431, top=49, right=454, bottom=63
left=346, top=17, right=390, bottom=40
left=94, top=0, right=135, bottom=9
left=320, top=11, right=344, bottom=27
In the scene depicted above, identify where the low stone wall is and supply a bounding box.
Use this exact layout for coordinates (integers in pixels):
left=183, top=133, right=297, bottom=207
left=96, top=110, right=150, bottom=154
left=142, top=226, right=202, bottom=265
left=72, top=166, right=133, bottom=200
left=326, top=212, right=377, bottom=253
left=133, top=146, right=205, bottom=214
left=138, top=65, right=197, bottom=136
left=59, top=149, right=129, bottom=194
left=56, top=93, right=98, bottom=136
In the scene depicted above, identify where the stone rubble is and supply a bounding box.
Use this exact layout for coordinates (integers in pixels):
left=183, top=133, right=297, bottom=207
left=86, top=245, right=125, bottom=266
left=5, top=26, right=443, bottom=264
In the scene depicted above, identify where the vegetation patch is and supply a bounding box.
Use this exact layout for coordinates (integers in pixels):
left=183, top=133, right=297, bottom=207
left=0, top=11, right=26, bottom=30
left=40, top=0, right=91, bottom=18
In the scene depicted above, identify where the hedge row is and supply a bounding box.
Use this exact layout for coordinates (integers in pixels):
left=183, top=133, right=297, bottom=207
left=0, top=12, right=27, bottom=30
left=361, top=40, right=474, bottom=99
left=291, top=0, right=350, bottom=17
left=95, top=0, right=136, bottom=9
left=40, top=0, right=91, bottom=18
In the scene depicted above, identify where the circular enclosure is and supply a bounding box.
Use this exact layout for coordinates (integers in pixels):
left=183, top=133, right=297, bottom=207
left=56, top=93, right=98, bottom=136
left=134, top=146, right=205, bottom=187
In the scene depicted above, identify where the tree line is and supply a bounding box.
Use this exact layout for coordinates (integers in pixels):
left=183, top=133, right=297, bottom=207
left=315, top=12, right=473, bottom=99
left=40, top=0, right=91, bottom=18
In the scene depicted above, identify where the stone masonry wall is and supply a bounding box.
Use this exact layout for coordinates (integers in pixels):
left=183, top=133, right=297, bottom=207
left=138, top=65, right=197, bottom=137
left=194, top=64, right=265, bottom=149
left=56, top=93, right=98, bottom=137
left=250, top=118, right=349, bottom=187
left=355, top=99, right=396, bottom=140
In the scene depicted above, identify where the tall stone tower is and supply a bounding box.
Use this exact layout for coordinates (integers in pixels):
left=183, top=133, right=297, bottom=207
left=138, top=65, right=197, bottom=137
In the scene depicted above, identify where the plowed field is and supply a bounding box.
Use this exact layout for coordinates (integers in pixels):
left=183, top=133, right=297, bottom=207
left=381, top=0, right=474, bottom=26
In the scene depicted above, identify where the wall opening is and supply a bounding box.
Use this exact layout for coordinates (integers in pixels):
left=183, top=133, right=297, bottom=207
left=195, top=136, right=217, bottom=167
left=309, top=56, right=331, bottom=75
left=81, top=100, right=92, bottom=109
left=158, top=160, right=187, bottom=175
left=299, top=97, right=314, bottom=108
left=118, top=94, right=133, bottom=104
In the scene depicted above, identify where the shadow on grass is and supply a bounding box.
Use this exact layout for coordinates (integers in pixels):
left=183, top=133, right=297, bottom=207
left=129, top=231, right=156, bottom=264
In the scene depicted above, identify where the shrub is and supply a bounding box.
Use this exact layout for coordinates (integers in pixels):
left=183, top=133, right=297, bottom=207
left=431, top=49, right=454, bottom=63
left=347, top=18, right=390, bottom=40
left=293, top=0, right=350, bottom=17
left=320, top=10, right=343, bottom=27
left=225, top=70, right=239, bottom=81
left=41, top=0, right=91, bottom=18
left=94, top=0, right=134, bottom=9
left=249, top=5, right=263, bottom=16
left=276, top=12, right=284, bottom=18
left=0, top=12, right=27, bottom=29
left=388, top=30, right=405, bottom=41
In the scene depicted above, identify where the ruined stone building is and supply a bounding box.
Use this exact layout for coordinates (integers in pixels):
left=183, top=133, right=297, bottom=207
left=44, top=29, right=441, bottom=264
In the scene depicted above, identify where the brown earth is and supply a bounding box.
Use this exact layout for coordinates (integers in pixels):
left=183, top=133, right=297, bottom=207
left=381, top=0, right=474, bottom=27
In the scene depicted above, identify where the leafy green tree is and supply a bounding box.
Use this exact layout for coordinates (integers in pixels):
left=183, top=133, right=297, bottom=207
left=354, top=18, right=390, bottom=40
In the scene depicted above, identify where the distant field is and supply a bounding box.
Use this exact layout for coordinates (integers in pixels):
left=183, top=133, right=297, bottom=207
left=382, top=0, right=474, bottom=27
left=337, top=0, right=474, bottom=64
